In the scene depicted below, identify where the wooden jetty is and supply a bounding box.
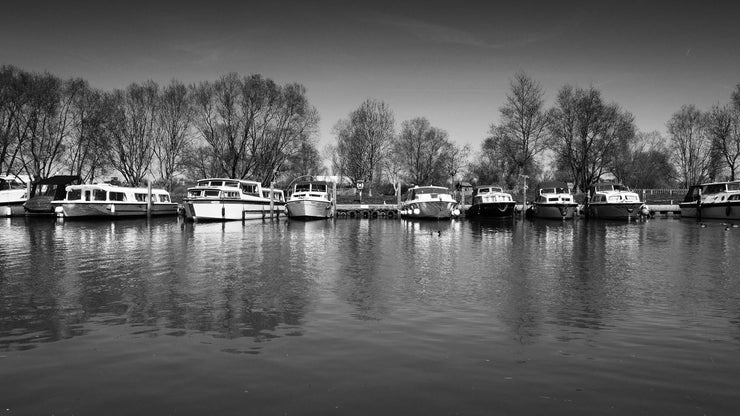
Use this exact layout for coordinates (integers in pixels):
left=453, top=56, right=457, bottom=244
left=335, top=204, right=399, bottom=219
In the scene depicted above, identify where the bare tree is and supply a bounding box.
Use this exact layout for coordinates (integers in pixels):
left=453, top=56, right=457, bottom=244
left=548, top=85, right=636, bottom=193
left=155, top=80, right=193, bottom=191
left=106, top=81, right=160, bottom=186
left=0, top=65, right=27, bottom=175
left=707, top=103, right=740, bottom=181
left=667, top=105, right=711, bottom=187
left=395, top=117, right=451, bottom=186
left=17, top=72, right=83, bottom=180
left=333, top=99, right=395, bottom=194
left=62, top=80, right=111, bottom=182
left=488, top=72, right=550, bottom=183
left=191, top=74, right=318, bottom=184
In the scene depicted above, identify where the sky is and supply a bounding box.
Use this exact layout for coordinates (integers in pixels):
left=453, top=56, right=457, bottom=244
left=2, top=0, right=740, bottom=153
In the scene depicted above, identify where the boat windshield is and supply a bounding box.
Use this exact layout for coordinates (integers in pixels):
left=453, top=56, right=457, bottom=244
left=727, top=182, right=740, bottom=191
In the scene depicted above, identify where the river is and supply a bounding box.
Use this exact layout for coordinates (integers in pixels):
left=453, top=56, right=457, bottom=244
left=1, top=216, right=739, bottom=415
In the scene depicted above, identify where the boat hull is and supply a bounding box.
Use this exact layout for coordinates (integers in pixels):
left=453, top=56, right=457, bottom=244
left=466, top=202, right=516, bottom=219
left=286, top=200, right=332, bottom=220
left=54, top=202, right=179, bottom=218
left=587, top=202, right=643, bottom=220
left=679, top=201, right=740, bottom=220
left=1, top=201, right=26, bottom=217
left=184, top=199, right=284, bottom=221
left=530, top=203, right=577, bottom=220
left=400, top=200, right=456, bottom=220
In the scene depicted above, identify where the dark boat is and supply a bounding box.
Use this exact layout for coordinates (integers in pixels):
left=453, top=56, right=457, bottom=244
left=466, top=185, right=516, bottom=219
left=23, top=175, right=82, bottom=215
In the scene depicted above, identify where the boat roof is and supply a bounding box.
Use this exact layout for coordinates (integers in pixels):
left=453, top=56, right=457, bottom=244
left=537, top=181, right=568, bottom=189
left=34, top=175, right=81, bottom=185
left=294, top=180, right=332, bottom=186
left=67, top=183, right=170, bottom=194
left=196, top=177, right=261, bottom=184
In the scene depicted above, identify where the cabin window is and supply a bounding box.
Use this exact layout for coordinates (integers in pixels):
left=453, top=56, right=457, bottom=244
left=607, top=196, right=620, bottom=202
left=67, top=189, right=82, bottom=200
left=224, top=191, right=239, bottom=198
left=727, top=183, right=740, bottom=191
left=134, top=193, right=148, bottom=202
left=241, top=184, right=257, bottom=195
left=188, top=190, right=202, bottom=198
left=296, top=184, right=311, bottom=192
left=729, top=194, right=740, bottom=200
left=159, top=194, right=171, bottom=202
left=204, top=190, right=220, bottom=197
left=209, top=181, right=223, bottom=187
left=109, top=192, right=126, bottom=201
left=92, top=189, right=106, bottom=201
left=224, top=181, right=238, bottom=188
left=548, top=197, right=558, bottom=202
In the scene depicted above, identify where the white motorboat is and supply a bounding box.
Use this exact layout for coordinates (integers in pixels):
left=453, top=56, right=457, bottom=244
left=183, top=178, right=285, bottom=221
left=53, top=183, right=178, bottom=218
left=400, top=185, right=460, bottom=220
left=286, top=181, right=333, bottom=220
left=587, top=182, right=647, bottom=220
left=679, top=181, right=740, bottom=220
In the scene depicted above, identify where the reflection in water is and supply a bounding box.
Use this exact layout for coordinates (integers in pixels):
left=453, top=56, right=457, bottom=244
left=3, top=217, right=740, bottom=415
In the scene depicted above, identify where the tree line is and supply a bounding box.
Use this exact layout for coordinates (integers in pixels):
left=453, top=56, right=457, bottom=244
left=1, top=65, right=323, bottom=190
left=3, top=64, right=740, bottom=195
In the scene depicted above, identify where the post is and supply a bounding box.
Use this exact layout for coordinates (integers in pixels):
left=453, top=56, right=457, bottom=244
left=269, top=181, right=275, bottom=222
left=147, top=180, right=152, bottom=217
left=332, top=181, right=337, bottom=219
left=519, top=174, right=529, bottom=219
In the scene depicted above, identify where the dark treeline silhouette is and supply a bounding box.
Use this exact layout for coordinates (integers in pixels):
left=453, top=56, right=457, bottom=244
left=3, top=65, right=740, bottom=195
left=0, top=65, right=323, bottom=191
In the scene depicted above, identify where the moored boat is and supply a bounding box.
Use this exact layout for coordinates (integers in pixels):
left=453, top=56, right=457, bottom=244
left=679, top=181, right=740, bottom=220
left=399, top=185, right=460, bottom=220
left=528, top=181, right=578, bottom=220
left=53, top=183, right=178, bottom=218
left=183, top=178, right=285, bottom=221
left=466, top=185, right=516, bottom=219
left=286, top=180, right=333, bottom=220
left=586, top=182, right=647, bottom=220
left=1, top=175, right=30, bottom=217
left=24, top=175, right=82, bottom=215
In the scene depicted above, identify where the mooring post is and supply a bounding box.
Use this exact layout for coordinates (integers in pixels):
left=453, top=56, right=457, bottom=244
left=147, top=180, right=152, bottom=217
left=332, top=181, right=337, bottom=219
left=269, top=181, right=275, bottom=222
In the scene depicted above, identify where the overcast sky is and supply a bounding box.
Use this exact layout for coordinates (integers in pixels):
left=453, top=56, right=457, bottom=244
left=2, top=0, right=739, bottom=151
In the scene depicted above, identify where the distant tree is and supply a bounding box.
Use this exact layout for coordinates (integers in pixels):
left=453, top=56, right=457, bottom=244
left=17, top=72, right=82, bottom=180
left=395, top=117, right=451, bottom=186
left=732, top=84, right=740, bottom=111
left=191, top=73, right=319, bottom=185
left=548, top=85, right=636, bottom=193
left=281, top=137, right=324, bottom=183
left=62, top=79, right=111, bottom=182
left=468, top=137, right=510, bottom=187
left=706, top=103, right=740, bottom=181
left=332, top=99, right=395, bottom=194
left=0, top=65, right=26, bottom=175
left=667, top=105, right=711, bottom=187
left=155, top=80, right=194, bottom=191
left=488, top=72, right=550, bottom=184
left=617, top=131, right=677, bottom=188
left=105, top=81, right=160, bottom=186
left=440, top=141, right=470, bottom=188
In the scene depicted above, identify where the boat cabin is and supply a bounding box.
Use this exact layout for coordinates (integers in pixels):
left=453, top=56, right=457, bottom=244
left=472, top=186, right=513, bottom=203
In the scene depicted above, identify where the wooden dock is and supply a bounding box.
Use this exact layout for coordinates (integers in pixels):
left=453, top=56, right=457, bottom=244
left=649, top=204, right=681, bottom=217
left=335, top=204, right=399, bottom=219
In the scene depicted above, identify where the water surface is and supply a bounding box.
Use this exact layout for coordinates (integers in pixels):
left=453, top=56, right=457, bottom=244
left=2, top=216, right=739, bottom=415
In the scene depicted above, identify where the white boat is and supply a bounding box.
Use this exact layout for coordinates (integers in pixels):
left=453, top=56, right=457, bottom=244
left=1, top=175, right=30, bottom=217
left=466, top=185, right=516, bottom=219
left=400, top=185, right=461, bottom=220
left=528, top=181, right=578, bottom=220
left=587, top=182, right=647, bottom=220
left=679, top=181, right=740, bottom=220
left=52, top=183, right=178, bottom=218
left=183, top=178, right=285, bottom=221
left=286, top=181, right=333, bottom=220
